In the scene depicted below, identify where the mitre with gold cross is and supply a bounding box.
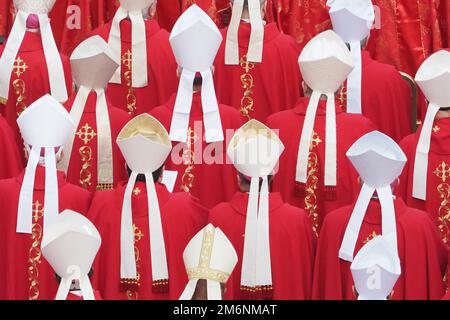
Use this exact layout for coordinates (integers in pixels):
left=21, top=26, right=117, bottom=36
left=0, top=0, right=68, bottom=103
left=412, top=50, right=450, bottom=200
left=179, top=224, right=238, bottom=300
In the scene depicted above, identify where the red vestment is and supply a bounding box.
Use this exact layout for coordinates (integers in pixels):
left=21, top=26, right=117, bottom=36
left=337, top=50, right=412, bottom=142
left=312, top=198, right=447, bottom=300
left=63, top=91, right=130, bottom=192
left=266, top=98, right=376, bottom=235
left=0, top=114, right=22, bottom=179
left=397, top=117, right=450, bottom=244
left=64, top=290, right=103, bottom=300
left=209, top=192, right=316, bottom=300
left=0, top=166, right=92, bottom=300
left=92, top=18, right=178, bottom=116
left=213, top=22, right=302, bottom=122
left=0, top=32, right=72, bottom=164
left=150, top=93, right=245, bottom=208
left=89, top=181, right=208, bottom=300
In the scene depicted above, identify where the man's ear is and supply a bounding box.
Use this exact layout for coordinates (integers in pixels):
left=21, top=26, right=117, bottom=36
left=261, top=0, right=267, bottom=17
left=148, top=1, right=158, bottom=19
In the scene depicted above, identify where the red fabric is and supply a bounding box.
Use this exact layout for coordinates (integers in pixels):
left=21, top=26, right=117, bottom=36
left=209, top=192, right=316, bottom=300
left=91, top=18, right=178, bottom=116
left=150, top=92, right=245, bottom=208
left=89, top=181, right=208, bottom=300
left=338, top=50, right=412, bottom=142
left=0, top=166, right=92, bottom=300
left=312, top=198, right=447, bottom=300
left=0, top=31, right=73, bottom=164
left=0, top=114, right=23, bottom=179
left=266, top=97, right=376, bottom=234
left=213, top=22, right=302, bottom=123
left=398, top=117, right=450, bottom=244
left=63, top=290, right=103, bottom=300
left=157, top=0, right=217, bottom=31
left=63, top=91, right=130, bottom=192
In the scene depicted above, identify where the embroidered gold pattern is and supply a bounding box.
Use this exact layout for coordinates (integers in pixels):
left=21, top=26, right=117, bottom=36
left=338, top=84, right=347, bottom=112
left=122, top=50, right=137, bottom=115
left=434, top=161, right=450, bottom=244
left=186, top=227, right=230, bottom=283
left=304, top=131, right=322, bottom=237
left=28, top=200, right=44, bottom=300
left=12, top=57, right=29, bottom=116
left=433, top=126, right=440, bottom=133
left=133, top=187, right=141, bottom=196
left=363, top=231, right=379, bottom=245
left=126, top=224, right=144, bottom=300
left=76, top=123, right=97, bottom=189
left=180, top=127, right=198, bottom=193
left=239, top=55, right=256, bottom=119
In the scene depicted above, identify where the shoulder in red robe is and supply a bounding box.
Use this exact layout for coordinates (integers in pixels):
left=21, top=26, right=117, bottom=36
left=0, top=31, right=72, bottom=164
left=338, top=50, right=412, bottom=142
left=0, top=114, right=23, bottom=179
left=209, top=192, right=316, bottom=300
left=63, top=91, right=131, bottom=192
left=150, top=92, right=245, bottom=208
left=91, top=18, right=178, bottom=116
left=312, top=198, right=447, bottom=300
left=398, top=117, right=450, bottom=244
left=266, top=97, right=376, bottom=235
left=88, top=181, right=208, bottom=300
left=0, top=166, right=92, bottom=300
left=213, top=22, right=302, bottom=122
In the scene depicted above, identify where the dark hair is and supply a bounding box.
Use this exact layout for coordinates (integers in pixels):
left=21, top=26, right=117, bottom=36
left=238, top=172, right=273, bottom=189
left=193, top=76, right=203, bottom=87
left=126, top=165, right=164, bottom=183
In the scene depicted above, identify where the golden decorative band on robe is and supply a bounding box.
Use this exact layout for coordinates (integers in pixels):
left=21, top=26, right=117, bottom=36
left=338, top=83, right=347, bottom=112
left=96, top=183, right=114, bottom=191
left=124, top=224, right=143, bottom=300
left=28, top=200, right=44, bottom=300
left=180, top=127, right=198, bottom=193
left=122, top=50, right=137, bottom=115
left=77, top=123, right=97, bottom=190
left=434, top=161, right=450, bottom=244
left=304, top=131, right=322, bottom=237
left=12, top=57, right=29, bottom=116
left=239, top=55, right=255, bottom=120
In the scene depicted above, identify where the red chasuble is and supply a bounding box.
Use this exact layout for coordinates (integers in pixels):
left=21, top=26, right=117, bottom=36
left=398, top=117, right=450, bottom=244
left=266, top=97, right=376, bottom=236
left=64, top=291, right=103, bottom=300
left=0, top=114, right=23, bottom=179
left=92, top=18, right=178, bottom=116
left=0, top=32, right=72, bottom=164
left=213, top=22, right=302, bottom=123
left=337, top=50, right=412, bottom=142
left=0, top=166, right=92, bottom=300
left=209, top=192, right=316, bottom=300
left=312, top=198, right=447, bottom=300
left=89, top=181, right=208, bottom=300
left=150, top=93, right=245, bottom=208
left=63, top=91, right=131, bottom=192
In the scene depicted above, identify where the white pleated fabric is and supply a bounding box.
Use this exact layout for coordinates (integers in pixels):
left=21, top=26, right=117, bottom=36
left=55, top=275, right=95, bottom=300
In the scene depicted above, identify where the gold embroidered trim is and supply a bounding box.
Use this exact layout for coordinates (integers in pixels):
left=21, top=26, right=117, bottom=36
left=122, top=50, right=137, bottom=115
left=12, top=57, right=29, bottom=116
left=434, top=161, right=450, bottom=244
left=239, top=55, right=255, bottom=120
left=363, top=231, right=379, bottom=245
left=28, top=200, right=44, bottom=300
left=96, top=183, right=114, bottom=191
left=126, top=224, right=144, bottom=300
left=180, top=127, right=198, bottom=193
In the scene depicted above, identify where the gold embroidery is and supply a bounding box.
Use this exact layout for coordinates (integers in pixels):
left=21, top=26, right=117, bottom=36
left=133, top=187, right=141, bottom=196
left=76, top=123, right=97, bottom=189
left=239, top=55, right=256, bottom=120
left=13, top=57, right=28, bottom=77
left=304, top=131, right=322, bottom=237
left=338, top=84, right=347, bottom=112
left=126, top=224, right=144, bottom=300
left=433, top=126, right=440, bottom=133
left=363, top=231, right=379, bottom=244
left=12, top=57, right=28, bottom=116
left=180, top=127, right=198, bottom=193
left=28, top=200, right=44, bottom=300
left=122, top=50, right=137, bottom=115
left=435, top=161, right=450, bottom=244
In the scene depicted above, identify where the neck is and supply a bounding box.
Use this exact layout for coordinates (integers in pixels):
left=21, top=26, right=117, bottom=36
left=436, top=109, right=450, bottom=120
left=25, top=28, right=40, bottom=33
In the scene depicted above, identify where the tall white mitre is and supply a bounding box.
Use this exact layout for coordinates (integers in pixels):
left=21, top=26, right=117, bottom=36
left=351, top=235, right=401, bottom=300
left=169, top=4, right=223, bottom=143
left=225, top=0, right=266, bottom=65
left=116, top=114, right=172, bottom=293
left=58, top=35, right=119, bottom=191
left=0, top=0, right=68, bottom=103
left=108, top=0, right=155, bottom=87
left=412, top=50, right=450, bottom=200
left=339, top=131, right=406, bottom=263
left=327, top=0, right=375, bottom=114
left=296, top=30, right=354, bottom=197
left=179, top=224, right=238, bottom=300
left=16, top=94, right=74, bottom=235
left=41, top=209, right=102, bottom=300
left=227, top=119, right=284, bottom=298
